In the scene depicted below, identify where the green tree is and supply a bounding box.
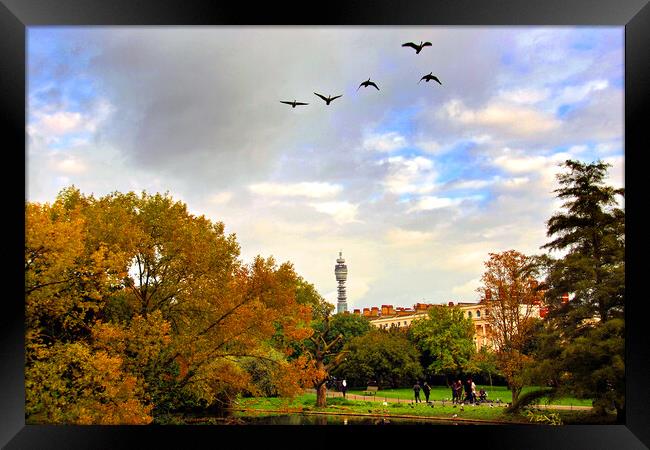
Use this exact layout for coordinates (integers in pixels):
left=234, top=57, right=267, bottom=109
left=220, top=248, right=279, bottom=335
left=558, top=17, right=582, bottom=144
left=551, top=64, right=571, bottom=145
left=335, top=329, right=423, bottom=389
left=531, top=160, right=625, bottom=421
left=469, top=346, right=500, bottom=388
left=299, top=312, right=349, bottom=407
left=407, top=305, right=475, bottom=382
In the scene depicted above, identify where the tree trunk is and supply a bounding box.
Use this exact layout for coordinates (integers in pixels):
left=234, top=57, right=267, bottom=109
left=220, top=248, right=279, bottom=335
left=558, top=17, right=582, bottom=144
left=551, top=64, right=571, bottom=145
left=511, top=386, right=521, bottom=404
left=489, top=373, right=493, bottom=389
left=316, top=383, right=327, bottom=407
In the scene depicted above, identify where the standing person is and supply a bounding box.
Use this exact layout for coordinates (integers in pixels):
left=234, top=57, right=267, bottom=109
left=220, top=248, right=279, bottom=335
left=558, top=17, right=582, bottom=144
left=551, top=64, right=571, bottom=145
left=413, top=381, right=422, bottom=403
left=423, top=382, right=431, bottom=404
left=464, top=378, right=472, bottom=403
left=451, top=380, right=457, bottom=404
left=455, top=379, right=463, bottom=404
left=470, top=379, right=477, bottom=404
left=341, top=379, right=347, bottom=398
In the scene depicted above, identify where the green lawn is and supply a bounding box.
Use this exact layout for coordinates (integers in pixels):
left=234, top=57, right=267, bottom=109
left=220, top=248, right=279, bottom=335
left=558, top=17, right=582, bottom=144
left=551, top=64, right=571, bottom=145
left=347, top=385, right=593, bottom=407
left=234, top=393, right=517, bottom=422
left=231, top=393, right=611, bottom=424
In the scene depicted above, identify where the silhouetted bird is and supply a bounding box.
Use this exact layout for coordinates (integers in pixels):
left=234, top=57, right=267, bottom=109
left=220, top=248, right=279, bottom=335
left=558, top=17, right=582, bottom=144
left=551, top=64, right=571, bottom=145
left=402, top=41, right=432, bottom=54
left=419, top=72, right=442, bottom=85
left=314, top=92, right=343, bottom=105
left=358, top=78, right=379, bottom=91
left=280, top=100, right=309, bottom=108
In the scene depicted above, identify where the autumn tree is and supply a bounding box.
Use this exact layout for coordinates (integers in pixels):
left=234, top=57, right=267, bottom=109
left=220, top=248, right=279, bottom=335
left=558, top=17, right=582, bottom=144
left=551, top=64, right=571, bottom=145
left=25, top=194, right=156, bottom=424
left=25, top=187, right=316, bottom=423
left=531, top=160, right=625, bottom=420
left=477, top=250, right=543, bottom=404
left=407, top=306, right=475, bottom=382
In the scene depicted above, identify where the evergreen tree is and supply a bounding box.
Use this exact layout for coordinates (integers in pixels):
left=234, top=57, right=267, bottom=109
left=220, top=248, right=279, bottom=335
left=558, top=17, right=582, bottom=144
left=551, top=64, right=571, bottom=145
left=532, top=160, right=625, bottom=421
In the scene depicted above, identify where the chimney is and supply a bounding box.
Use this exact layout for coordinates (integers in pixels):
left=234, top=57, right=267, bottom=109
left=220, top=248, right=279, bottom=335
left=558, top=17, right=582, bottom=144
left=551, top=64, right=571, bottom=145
left=353, top=309, right=361, bottom=315
left=387, top=304, right=394, bottom=315
left=371, top=307, right=379, bottom=317
left=363, top=308, right=371, bottom=317
left=448, top=301, right=454, bottom=307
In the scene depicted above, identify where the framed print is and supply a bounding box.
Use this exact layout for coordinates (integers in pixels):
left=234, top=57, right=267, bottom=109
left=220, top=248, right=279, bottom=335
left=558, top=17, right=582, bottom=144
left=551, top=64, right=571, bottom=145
left=2, top=0, right=649, bottom=448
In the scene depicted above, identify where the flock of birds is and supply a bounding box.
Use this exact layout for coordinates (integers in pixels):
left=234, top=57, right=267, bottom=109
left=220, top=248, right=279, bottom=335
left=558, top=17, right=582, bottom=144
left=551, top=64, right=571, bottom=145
left=280, top=41, right=442, bottom=108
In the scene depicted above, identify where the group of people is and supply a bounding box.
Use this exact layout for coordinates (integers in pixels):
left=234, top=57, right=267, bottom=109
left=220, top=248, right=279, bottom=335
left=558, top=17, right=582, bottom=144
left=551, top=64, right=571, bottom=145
left=328, top=377, right=348, bottom=397
left=412, top=381, right=431, bottom=403
left=451, top=378, right=487, bottom=404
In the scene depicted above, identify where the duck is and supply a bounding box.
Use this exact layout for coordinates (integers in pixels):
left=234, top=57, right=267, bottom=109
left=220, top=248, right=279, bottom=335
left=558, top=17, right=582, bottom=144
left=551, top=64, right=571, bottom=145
left=402, top=41, right=432, bottom=54
left=419, top=72, right=442, bottom=85
left=314, top=92, right=343, bottom=105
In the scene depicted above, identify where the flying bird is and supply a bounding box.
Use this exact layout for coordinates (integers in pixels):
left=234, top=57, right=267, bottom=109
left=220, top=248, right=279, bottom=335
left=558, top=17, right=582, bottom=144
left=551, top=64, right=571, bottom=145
left=402, top=41, right=432, bottom=54
left=314, top=92, right=343, bottom=105
left=419, top=72, right=442, bottom=85
left=280, top=100, right=309, bottom=108
left=358, top=78, right=379, bottom=91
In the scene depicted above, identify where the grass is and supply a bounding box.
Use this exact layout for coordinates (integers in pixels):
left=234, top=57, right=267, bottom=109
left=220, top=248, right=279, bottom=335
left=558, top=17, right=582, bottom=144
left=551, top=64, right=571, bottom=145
left=233, top=393, right=517, bottom=422
left=347, top=385, right=593, bottom=407
left=231, top=393, right=614, bottom=425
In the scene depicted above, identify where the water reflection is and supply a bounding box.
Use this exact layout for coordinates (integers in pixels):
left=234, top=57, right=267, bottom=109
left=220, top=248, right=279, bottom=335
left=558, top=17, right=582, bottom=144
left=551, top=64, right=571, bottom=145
left=227, top=413, right=486, bottom=425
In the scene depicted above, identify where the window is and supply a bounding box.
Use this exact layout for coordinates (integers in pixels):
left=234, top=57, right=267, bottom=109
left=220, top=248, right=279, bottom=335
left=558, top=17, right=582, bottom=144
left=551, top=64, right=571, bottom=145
left=404, top=321, right=407, bottom=326
left=468, top=311, right=472, bottom=318
left=477, top=310, right=481, bottom=318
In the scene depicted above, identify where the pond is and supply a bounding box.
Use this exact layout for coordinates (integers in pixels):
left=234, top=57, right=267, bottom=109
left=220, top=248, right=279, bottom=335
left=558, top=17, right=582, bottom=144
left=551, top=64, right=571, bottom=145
left=191, top=412, right=495, bottom=425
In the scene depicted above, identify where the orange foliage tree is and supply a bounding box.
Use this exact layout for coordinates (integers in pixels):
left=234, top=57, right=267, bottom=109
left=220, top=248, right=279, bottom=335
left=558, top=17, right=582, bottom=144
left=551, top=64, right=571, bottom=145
left=477, top=250, right=543, bottom=404
left=25, top=187, right=318, bottom=423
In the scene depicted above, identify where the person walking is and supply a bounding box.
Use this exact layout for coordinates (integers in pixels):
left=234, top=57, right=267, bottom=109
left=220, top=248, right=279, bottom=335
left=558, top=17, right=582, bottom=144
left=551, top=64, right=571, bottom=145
left=455, top=379, right=463, bottom=403
left=341, top=379, right=347, bottom=398
left=413, top=381, right=422, bottom=403
left=470, top=379, right=477, bottom=404
left=423, top=382, right=431, bottom=404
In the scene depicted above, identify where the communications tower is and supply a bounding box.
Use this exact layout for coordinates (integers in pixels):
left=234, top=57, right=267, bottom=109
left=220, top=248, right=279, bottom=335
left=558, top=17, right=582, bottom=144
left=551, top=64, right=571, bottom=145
left=334, top=251, right=348, bottom=314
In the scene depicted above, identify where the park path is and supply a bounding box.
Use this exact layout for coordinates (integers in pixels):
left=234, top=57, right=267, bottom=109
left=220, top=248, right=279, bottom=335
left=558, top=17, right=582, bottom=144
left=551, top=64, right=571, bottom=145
left=304, top=389, right=592, bottom=411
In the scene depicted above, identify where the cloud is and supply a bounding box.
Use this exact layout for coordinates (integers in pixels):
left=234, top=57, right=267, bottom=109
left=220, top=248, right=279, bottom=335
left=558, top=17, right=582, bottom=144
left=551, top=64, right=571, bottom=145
left=451, top=277, right=482, bottom=297
left=207, top=191, right=233, bottom=205
left=28, top=99, right=115, bottom=143
left=362, top=131, right=408, bottom=152
left=53, top=157, right=87, bottom=174
left=405, top=196, right=462, bottom=213
left=36, top=111, right=83, bottom=135
left=308, top=201, right=361, bottom=224
left=443, top=99, right=561, bottom=137
left=498, top=87, right=550, bottom=104
left=556, top=79, right=609, bottom=104
left=249, top=182, right=343, bottom=199
left=492, top=154, right=548, bottom=173
left=385, top=227, right=436, bottom=247
left=381, top=156, right=438, bottom=195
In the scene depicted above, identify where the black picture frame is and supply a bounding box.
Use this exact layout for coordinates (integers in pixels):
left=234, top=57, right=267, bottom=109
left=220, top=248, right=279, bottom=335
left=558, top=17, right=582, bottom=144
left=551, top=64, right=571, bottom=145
left=2, top=0, right=649, bottom=448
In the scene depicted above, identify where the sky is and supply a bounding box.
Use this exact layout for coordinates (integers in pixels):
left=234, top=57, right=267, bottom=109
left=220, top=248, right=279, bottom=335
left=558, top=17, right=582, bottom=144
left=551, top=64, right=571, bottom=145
left=26, top=26, right=624, bottom=310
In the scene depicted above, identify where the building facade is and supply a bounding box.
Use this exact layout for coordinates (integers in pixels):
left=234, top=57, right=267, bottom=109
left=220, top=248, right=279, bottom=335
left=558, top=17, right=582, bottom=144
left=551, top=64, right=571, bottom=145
left=352, top=301, right=542, bottom=351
